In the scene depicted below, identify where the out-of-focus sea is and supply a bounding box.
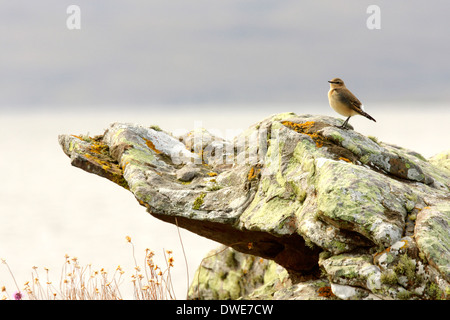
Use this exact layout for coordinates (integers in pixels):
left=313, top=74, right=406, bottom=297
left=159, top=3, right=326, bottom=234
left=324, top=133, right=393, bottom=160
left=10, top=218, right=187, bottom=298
left=0, top=105, right=449, bottom=299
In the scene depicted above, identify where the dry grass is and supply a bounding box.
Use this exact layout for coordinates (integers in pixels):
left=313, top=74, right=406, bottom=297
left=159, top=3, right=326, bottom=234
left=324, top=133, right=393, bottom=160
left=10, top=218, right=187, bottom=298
left=1, top=236, right=176, bottom=300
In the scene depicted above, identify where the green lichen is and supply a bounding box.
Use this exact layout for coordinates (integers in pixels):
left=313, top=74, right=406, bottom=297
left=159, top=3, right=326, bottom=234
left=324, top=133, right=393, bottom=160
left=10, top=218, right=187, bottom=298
left=415, top=203, right=450, bottom=283
left=261, top=177, right=271, bottom=193
left=304, top=238, right=316, bottom=250
left=330, top=240, right=348, bottom=253
left=122, top=146, right=156, bottom=165
left=381, top=251, right=396, bottom=265
left=149, top=124, right=162, bottom=131
left=368, top=135, right=380, bottom=145
left=329, top=132, right=344, bottom=143
left=296, top=188, right=307, bottom=203
left=224, top=250, right=239, bottom=269
left=346, top=143, right=361, bottom=156
left=405, top=193, right=418, bottom=202
left=359, top=154, right=371, bottom=164
left=393, top=254, right=422, bottom=284
left=319, top=251, right=332, bottom=261
left=315, top=159, right=408, bottom=248
left=247, top=267, right=289, bottom=299
left=380, top=270, right=399, bottom=286
left=397, top=289, right=412, bottom=300
left=206, top=184, right=222, bottom=191
left=113, top=175, right=129, bottom=190
left=240, top=192, right=298, bottom=234
left=426, top=282, right=443, bottom=300
left=131, top=180, right=153, bottom=205
left=192, top=193, right=206, bottom=210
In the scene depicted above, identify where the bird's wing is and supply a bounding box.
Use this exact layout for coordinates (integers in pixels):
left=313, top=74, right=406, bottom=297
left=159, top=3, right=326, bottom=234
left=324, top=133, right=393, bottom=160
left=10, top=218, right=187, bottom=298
left=336, top=88, right=376, bottom=122
left=336, top=88, right=364, bottom=113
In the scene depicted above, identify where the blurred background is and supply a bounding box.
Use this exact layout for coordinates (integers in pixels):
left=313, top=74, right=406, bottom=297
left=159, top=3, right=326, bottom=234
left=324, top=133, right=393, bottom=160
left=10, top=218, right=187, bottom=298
left=0, top=0, right=449, bottom=299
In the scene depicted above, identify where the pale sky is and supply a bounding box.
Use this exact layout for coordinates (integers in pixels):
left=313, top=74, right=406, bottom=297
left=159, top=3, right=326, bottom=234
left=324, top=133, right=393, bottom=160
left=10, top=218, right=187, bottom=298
left=0, top=0, right=449, bottom=110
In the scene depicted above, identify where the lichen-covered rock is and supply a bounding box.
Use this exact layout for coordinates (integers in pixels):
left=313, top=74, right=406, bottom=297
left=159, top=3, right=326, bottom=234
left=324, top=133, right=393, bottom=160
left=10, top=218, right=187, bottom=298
left=59, top=113, right=450, bottom=299
left=176, top=163, right=201, bottom=182
left=188, top=246, right=336, bottom=300
left=372, top=236, right=450, bottom=299
left=415, top=204, right=450, bottom=283
left=319, top=252, right=384, bottom=296
left=188, top=246, right=282, bottom=300
left=429, top=150, right=450, bottom=174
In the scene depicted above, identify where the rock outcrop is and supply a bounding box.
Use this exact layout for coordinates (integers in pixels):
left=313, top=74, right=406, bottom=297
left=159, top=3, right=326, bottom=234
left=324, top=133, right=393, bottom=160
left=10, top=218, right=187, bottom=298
left=59, top=113, right=450, bottom=300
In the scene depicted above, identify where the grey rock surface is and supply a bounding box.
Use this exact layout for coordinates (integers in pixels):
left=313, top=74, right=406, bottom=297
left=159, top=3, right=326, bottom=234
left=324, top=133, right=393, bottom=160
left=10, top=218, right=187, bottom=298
left=59, top=113, right=450, bottom=299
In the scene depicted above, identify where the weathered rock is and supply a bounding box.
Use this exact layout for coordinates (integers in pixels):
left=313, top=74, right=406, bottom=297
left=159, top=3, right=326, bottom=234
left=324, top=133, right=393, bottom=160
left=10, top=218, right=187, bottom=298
left=415, top=204, right=450, bottom=283
left=429, top=150, right=450, bottom=174
left=59, top=113, right=450, bottom=299
left=176, top=163, right=201, bottom=182
left=188, top=245, right=282, bottom=300
left=189, top=246, right=336, bottom=300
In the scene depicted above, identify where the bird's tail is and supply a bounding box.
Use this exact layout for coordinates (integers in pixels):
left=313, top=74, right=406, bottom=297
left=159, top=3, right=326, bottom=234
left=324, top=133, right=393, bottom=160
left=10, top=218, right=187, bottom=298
left=360, top=110, right=376, bottom=122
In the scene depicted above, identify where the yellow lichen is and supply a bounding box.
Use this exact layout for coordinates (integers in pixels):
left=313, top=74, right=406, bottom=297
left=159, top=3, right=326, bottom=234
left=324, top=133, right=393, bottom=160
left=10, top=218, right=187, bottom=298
left=71, top=134, right=86, bottom=141
left=247, top=166, right=260, bottom=181
left=398, top=239, right=409, bottom=250
left=89, top=141, right=109, bottom=155
left=143, top=138, right=161, bottom=154
left=84, top=153, right=110, bottom=168
left=137, top=198, right=149, bottom=208
left=373, top=247, right=393, bottom=265
left=83, top=145, right=129, bottom=190
left=281, top=121, right=324, bottom=148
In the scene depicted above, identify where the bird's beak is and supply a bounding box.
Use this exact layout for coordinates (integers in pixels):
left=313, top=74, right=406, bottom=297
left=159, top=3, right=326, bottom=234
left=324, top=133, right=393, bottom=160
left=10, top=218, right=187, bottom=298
left=328, top=80, right=333, bottom=83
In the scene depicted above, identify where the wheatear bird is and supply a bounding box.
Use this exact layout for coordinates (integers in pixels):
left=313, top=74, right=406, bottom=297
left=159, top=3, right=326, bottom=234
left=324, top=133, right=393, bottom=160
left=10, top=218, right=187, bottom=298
left=328, top=78, right=376, bottom=129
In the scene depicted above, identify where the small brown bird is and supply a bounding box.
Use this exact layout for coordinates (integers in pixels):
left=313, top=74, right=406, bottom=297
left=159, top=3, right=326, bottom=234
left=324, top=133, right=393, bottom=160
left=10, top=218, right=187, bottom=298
left=328, top=78, right=376, bottom=129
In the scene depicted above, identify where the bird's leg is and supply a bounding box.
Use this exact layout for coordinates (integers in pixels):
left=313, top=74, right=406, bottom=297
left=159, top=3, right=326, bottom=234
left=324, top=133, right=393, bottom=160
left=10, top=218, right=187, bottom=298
left=338, top=116, right=351, bottom=129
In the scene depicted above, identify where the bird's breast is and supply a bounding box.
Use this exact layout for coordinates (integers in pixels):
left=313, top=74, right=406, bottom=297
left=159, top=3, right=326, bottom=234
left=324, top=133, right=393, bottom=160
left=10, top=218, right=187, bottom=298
left=328, top=88, right=356, bottom=117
